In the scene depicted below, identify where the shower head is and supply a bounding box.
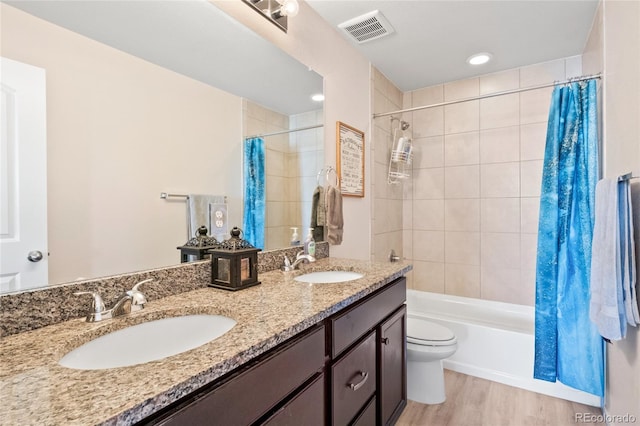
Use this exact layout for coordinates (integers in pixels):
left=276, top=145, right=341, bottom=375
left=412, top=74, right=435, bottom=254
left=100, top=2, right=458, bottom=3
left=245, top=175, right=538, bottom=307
left=400, top=120, right=410, bottom=131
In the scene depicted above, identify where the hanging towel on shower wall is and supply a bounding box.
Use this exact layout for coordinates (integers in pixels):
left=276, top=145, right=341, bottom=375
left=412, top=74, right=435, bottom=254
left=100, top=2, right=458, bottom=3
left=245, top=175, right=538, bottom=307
left=242, top=137, right=265, bottom=249
left=590, top=178, right=640, bottom=340
left=326, top=185, right=343, bottom=245
left=534, top=80, right=603, bottom=397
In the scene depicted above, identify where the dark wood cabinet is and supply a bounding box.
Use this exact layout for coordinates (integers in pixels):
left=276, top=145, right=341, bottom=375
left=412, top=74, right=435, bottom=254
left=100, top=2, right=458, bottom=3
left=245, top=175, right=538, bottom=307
left=378, top=305, right=407, bottom=425
left=140, top=277, right=406, bottom=426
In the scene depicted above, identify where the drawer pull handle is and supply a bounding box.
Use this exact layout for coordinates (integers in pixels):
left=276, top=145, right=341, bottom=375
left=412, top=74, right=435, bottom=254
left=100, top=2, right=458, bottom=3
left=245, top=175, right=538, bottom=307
left=348, top=371, right=369, bottom=391
left=381, top=337, right=389, bottom=345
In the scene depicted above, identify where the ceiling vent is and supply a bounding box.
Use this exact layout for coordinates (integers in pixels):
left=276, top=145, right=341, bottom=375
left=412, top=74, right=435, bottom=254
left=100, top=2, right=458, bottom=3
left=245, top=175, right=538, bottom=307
left=338, top=10, right=395, bottom=44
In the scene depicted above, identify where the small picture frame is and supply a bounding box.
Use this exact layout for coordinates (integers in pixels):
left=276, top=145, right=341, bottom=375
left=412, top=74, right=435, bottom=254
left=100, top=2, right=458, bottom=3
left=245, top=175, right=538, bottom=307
left=336, top=121, right=365, bottom=197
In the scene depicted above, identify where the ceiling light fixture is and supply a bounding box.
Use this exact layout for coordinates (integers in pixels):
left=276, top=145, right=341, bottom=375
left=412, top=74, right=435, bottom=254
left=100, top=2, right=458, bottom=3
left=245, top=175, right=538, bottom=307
left=311, top=93, right=324, bottom=102
left=467, top=52, right=492, bottom=65
left=244, top=0, right=298, bottom=32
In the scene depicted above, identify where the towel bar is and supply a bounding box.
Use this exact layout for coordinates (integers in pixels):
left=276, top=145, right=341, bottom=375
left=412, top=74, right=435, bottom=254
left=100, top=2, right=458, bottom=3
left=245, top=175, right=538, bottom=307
left=618, top=172, right=638, bottom=182
left=160, top=192, right=189, bottom=199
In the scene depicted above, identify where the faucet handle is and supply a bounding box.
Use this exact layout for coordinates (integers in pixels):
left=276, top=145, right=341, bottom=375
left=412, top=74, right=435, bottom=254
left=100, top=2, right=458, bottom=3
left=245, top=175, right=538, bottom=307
left=283, top=255, right=292, bottom=267
left=74, top=291, right=106, bottom=321
left=128, top=278, right=153, bottom=307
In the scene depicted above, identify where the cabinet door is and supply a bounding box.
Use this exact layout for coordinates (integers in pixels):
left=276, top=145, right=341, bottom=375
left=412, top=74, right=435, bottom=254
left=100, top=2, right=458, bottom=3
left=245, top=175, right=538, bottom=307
left=263, top=374, right=324, bottom=426
left=378, top=305, right=406, bottom=426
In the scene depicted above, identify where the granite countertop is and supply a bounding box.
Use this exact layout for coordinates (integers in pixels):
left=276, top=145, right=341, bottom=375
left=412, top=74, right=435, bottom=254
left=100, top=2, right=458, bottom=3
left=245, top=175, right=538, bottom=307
left=0, top=258, right=411, bottom=426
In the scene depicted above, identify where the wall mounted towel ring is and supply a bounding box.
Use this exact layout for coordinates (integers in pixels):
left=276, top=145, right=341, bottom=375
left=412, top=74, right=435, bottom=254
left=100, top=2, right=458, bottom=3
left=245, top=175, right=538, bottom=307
left=316, top=166, right=339, bottom=187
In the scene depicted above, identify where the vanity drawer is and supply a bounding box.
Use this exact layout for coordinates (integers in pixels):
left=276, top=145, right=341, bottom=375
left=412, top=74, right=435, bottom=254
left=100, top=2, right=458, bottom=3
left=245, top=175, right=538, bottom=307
left=352, top=396, right=376, bottom=426
left=331, top=331, right=376, bottom=426
left=263, top=373, right=324, bottom=426
left=155, top=325, right=325, bottom=426
left=330, top=277, right=406, bottom=357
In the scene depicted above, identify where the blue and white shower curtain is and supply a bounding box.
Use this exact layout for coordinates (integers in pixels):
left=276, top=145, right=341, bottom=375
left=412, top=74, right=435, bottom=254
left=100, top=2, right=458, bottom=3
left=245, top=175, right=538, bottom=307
left=242, top=137, right=265, bottom=249
left=534, top=80, right=604, bottom=397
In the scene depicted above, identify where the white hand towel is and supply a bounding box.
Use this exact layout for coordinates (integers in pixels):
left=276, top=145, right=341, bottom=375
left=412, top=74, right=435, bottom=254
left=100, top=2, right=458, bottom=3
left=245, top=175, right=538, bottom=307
left=620, top=181, right=640, bottom=326
left=589, top=179, right=625, bottom=340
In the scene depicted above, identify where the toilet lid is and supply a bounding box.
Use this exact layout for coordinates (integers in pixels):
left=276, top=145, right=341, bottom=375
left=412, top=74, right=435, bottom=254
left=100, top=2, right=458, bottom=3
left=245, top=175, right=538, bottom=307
left=407, top=318, right=456, bottom=345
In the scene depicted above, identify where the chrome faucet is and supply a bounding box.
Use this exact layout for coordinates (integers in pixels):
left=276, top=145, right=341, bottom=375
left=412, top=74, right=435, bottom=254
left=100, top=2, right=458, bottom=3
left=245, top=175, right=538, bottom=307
left=282, top=251, right=316, bottom=272
left=75, top=278, right=153, bottom=322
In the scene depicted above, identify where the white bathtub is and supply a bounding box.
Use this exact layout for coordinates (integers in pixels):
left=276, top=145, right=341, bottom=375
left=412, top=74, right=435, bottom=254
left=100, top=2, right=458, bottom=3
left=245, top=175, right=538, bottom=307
left=407, top=290, right=601, bottom=407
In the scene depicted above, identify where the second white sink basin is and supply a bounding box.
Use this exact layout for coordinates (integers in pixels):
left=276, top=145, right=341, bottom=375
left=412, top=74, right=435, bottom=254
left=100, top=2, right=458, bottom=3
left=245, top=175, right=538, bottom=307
left=59, top=314, right=236, bottom=370
left=294, top=270, right=364, bottom=284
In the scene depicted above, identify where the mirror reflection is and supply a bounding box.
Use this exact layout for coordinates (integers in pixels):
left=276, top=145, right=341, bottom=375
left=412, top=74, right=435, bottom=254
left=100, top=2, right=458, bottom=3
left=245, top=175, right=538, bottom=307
left=1, top=1, right=323, bottom=293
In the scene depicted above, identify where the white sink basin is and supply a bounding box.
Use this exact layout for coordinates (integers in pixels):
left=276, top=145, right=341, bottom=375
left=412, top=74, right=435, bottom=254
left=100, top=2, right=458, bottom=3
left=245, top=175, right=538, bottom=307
left=294, top=271, right=364, bottom=284
left=59, top=314, right=236, bottom=370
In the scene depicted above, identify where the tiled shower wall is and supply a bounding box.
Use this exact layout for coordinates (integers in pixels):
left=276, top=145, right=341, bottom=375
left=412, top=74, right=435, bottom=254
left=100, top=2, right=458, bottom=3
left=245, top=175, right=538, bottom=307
left=244, top=101, right=323, bottom=249
left=371, top=68, right=404, bottom=263
left=402, top=56, right=583, bottom=306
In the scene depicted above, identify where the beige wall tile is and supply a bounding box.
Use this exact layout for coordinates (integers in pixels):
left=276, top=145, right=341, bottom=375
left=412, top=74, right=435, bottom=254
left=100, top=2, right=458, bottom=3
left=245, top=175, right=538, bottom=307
left=521, top=160, right=543, bottom=197
left=480, top=126, right=520, bottom=163
left=564, top=55, right=583, bottom=79
left=520, top=197, right=540, bottom=233
left=414, top=136, right=444, bottom=168
left=480, top=162, right=520, bottom=197
left=445, top=231, right=480, bottom=265
left=413, top=230, right=445, bottom=262
left=480, top=93, right=520, bottom=129
left=520, top=233, right=538, bottom=271
left=403, top=229, right=413, bottom=259
left=520, top=58, right=565, bottom=87
left=444, top=100, right=479, bottom=134
left=481, top=267, right=527, bottom=305
left=412, top=84, right=444, bottom=106
left=266, top=201, right=286, bottom=227
left=480, top=69, right=520, bottom=95
left=444, top=131, right=480, bottom=166
left=414, top=167, right=445, bottom=199
left=445, top=77, right=479, bottom=101
left=481, top=198, right=520, bottom=233
left=412, top=261, right=445, bottom=293
left=413, top=199, right=445, bottom=231
left=445, top=165, right=480, bottom=198
left=445, top=263, right=480, bottom=298
left=481, top=232, right=520, bottom=270
left=412, top=107, right=444, bottom=137
left=520, top=87, right=553, bottom=124
left=519, top=268, right=536, bottom=306
left=266, top=176, right=286, bottom=202
left=520, top=122, right=547, bottom=160
left=403, top=198, right=413, bottom=230
left=444, top=199, right=480, bottom=232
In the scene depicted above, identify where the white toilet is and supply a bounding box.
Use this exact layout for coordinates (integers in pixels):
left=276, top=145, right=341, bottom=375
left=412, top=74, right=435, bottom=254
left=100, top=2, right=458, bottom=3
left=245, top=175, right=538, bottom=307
left=406, top=316, right=458, bottom=404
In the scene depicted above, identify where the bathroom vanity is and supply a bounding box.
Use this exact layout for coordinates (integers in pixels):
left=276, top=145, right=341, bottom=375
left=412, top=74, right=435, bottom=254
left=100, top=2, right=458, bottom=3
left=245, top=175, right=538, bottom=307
left=0, top=258, right=411, bottom=425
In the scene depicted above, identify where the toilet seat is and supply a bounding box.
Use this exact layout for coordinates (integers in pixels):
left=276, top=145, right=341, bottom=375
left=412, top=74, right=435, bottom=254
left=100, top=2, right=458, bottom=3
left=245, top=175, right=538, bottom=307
left=407, top=318, right=457, bottom=346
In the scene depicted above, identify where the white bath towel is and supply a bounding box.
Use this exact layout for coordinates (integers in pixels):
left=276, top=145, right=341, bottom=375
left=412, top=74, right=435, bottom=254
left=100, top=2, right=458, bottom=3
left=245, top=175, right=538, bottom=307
left=589, top=179, right=625, bottom=340
left=620, top=181, right=640, bottom=326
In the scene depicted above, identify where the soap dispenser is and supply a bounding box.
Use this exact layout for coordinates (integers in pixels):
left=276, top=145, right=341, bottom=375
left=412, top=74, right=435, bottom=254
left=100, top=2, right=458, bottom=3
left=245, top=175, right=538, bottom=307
left=290, top=227, right=301, bottom=246
left=304, top=228, right=316, bottom=257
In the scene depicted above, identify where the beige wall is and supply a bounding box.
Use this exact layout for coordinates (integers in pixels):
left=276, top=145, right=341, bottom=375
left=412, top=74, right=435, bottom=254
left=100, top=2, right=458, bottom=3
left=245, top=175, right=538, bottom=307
left=1, top=4, right=243, bottom=284
left=213, top=0, right=372, bottom=260
left=399, top=57, right=582, bottom=305
left=585, top=0, right=640, bottom=421
left=371, top=69, right=404, bottom=263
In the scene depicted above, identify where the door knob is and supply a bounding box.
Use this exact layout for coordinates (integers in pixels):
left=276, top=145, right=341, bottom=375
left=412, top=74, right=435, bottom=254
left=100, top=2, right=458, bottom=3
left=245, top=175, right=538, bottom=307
left=27, top=251, right=44, bottom=262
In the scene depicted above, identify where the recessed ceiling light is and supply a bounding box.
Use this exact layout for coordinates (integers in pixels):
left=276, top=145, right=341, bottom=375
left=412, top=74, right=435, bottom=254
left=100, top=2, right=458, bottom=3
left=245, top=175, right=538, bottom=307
left=311, top=93, right=324, bottom=102
left=467, top=52, right=492, bottom=65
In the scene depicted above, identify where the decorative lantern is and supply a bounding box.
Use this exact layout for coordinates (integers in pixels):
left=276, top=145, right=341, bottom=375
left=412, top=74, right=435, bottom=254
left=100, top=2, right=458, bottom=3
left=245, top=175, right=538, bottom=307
left=177, top=226, right=221, bottom=263
left=208, top=227, right=261, bottom=291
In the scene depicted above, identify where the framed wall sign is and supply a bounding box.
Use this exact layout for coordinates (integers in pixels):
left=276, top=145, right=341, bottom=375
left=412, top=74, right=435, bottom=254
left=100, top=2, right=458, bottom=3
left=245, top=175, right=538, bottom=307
left=336, top=121, right=365, bottom=197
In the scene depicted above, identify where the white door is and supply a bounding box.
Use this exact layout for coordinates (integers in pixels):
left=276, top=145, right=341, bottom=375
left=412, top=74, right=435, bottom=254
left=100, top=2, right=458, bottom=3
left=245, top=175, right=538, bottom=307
left=0, top=57, right=48, bottom=293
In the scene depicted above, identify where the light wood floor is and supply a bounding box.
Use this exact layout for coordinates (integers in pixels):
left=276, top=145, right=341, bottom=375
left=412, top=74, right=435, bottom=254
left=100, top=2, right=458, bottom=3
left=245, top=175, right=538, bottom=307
left=396, top=370, right=604, bottom=426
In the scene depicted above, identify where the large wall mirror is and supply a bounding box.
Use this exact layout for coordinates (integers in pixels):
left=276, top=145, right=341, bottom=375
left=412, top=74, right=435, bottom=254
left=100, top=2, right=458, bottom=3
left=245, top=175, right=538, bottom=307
left=1, top=1, right=323, bottom=293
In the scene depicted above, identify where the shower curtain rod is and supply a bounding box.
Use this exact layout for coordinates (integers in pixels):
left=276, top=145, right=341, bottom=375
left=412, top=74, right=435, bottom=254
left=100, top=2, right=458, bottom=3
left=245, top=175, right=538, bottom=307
left=246, top=124, right=323, bottom=139
left=373, top=73, right=602, bottom=119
